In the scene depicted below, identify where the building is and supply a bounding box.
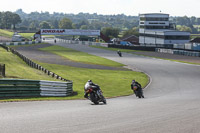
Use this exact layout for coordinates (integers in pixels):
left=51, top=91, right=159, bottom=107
left=120, top=35, right=139, bottom=45
left=139, top=13, right=190, bottom=47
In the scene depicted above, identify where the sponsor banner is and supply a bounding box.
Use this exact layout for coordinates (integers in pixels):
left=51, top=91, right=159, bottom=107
left=41, top=29, right=100, bottom=36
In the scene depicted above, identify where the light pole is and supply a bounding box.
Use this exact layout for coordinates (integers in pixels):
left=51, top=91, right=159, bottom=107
left=155, top=31, right=157, bottom=47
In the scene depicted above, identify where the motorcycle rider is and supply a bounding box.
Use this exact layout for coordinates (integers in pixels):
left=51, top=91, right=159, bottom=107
left=117, top=50, right=122, bottom=57
left=84, top=80, right=99, bottom=98
left=131, top=80, right=144, bottom=98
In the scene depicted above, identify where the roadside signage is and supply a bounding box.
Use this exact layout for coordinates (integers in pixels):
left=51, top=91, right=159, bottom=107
left=41, top=29, right=100, bottom=36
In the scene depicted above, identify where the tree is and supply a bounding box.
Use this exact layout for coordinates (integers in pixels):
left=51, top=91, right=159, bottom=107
left=11, top=13, right=21, bottom=30
left=80, top=25, right=88, bottom=29
left=122, top=27, right=139, bottom=37
left=50, top=19, right=59, bottom=29
left=0, top=12, right=2, bottom=28
left=29, top=21, right=37, bottom=31
left=101, top=27, right=120, bottom=38
left=1, top=11, right=13, bottom=29
left=39, top=21, right=51, bottom=29
left=59, top=18, right=73, bottom=29
left=176, top=25, right=192, bottom=32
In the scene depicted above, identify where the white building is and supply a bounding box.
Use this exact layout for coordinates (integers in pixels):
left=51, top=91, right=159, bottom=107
left=139, top=13, right=190, bottom=47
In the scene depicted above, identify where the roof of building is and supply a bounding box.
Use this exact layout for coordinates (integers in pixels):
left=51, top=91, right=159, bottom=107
left=120, top=35, right=139, bottom=44
left=140, top=13, right=169, bottom=15
left=121, top=35, right=139, bottom=41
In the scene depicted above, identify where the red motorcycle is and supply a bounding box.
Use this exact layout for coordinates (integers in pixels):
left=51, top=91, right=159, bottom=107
left=86, top=85, right=106, bottom=104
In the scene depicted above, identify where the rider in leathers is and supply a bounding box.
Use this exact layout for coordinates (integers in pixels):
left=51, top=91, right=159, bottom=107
left=84, top=80, right=99, bottom=98
left=131, top=80, right=144, bottom=98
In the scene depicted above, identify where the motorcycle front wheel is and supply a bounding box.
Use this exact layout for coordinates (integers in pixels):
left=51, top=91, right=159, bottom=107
left=90, top=93, right=99, bottom=105
left=101, top=95, right=107, bottom=104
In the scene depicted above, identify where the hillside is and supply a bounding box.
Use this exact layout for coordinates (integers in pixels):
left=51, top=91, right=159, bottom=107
left=0, top=46, right=59, bottom=81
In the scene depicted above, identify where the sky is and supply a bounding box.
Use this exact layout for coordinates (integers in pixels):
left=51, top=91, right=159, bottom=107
left=0, top=0, right=200, bottom=17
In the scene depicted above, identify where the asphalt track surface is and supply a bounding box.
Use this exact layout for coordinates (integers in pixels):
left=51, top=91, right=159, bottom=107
left=15, top=44, right=126, bottom=70
left=1, top=39, right=200, bottom=133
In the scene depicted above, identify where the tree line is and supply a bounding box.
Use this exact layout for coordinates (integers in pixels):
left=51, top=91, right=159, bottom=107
left=14, top=9, right=138, bottom=38
left=1, top=9, right=200, bottom=39
left=0, top=11, right=21, bottom=29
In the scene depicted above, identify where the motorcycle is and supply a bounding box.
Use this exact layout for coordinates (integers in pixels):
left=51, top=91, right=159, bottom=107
left=86, top=85, right=106, bottom=104
left=117, top=51, right=122, bottom=57
left=133, top=85, right=144, bottom=98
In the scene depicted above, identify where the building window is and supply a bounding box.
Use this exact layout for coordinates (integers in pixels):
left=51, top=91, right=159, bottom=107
left=165, top=36, right=189, bottom=40
left=145, top=17, right=169, bottom=21
left=140, top=25, right=145, bottom=29
left=140, top=34, right=189, bottom=40
left=145, top=26, right=169, bottom=29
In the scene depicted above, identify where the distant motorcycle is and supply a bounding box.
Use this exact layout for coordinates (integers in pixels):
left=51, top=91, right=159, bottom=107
left=117, top=50, right=122, bottom=57
left=86, top=85, right=106, bottom=104
left=132, top=85, right=144, bottom=98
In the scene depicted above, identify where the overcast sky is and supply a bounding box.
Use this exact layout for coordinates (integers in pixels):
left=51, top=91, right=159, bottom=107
left=1, top=0, right=200, bottom=17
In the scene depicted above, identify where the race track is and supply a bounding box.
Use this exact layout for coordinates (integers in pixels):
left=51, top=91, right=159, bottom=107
left=1, top=40, right=200, bottom=133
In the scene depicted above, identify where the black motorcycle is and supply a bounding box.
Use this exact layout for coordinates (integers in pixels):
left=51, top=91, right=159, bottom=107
left=132, top=85, right=144, bottom=98
left=117, top=51, right=122, bottom=57
left=86, top=85, right=106, bottom=104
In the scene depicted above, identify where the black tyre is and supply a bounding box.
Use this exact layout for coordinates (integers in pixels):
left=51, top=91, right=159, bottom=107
left=90, top=93, right=99, bottom=105
left=102, top=96, right=107, bottom=104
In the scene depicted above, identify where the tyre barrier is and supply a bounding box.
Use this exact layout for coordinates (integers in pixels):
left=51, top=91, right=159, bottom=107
left=0, top=79, right=73, bottom=97
left=0, top=44, right=71, bottom=82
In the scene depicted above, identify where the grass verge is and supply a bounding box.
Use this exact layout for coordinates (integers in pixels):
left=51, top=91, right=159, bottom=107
left=0, top=29, right=34, bottom=39
left=18, top=33, right=34, bottom=40
left=32, top=61, right=149, bottom=99
left=39, top=45, right=124, bottom=67
left=0, top=47, right=60, bottom=80
left=0, top=29, right=13, bottom=37
left=0, top=45, right=149, bottom=102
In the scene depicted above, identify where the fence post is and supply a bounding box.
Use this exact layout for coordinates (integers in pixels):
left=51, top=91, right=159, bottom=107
left=0, top=64, right=5, bottom=77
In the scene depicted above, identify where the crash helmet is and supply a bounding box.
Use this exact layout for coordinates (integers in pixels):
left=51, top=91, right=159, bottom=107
left=88, top=80, right=93, bottom=84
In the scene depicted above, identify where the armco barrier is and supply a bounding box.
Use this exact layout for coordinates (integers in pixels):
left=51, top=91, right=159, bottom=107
left=0, top=79, right=73, bottom=97
left=0, top=44, right=71, bottom=82
left=1, top=41, right=41, bottom=46
left=157, top=48, right=200, bottom=57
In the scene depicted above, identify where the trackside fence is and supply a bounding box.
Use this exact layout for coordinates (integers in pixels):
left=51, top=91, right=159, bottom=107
left=0, top=44, right=71, bottom=82
left=57, top=38, right=109, bottom=47
left=0, top=79, right=73, bottom=97
left=155, top=48, right=200, bottom=57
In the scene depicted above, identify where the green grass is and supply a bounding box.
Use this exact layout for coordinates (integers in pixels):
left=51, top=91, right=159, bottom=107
left=19, top=33, right=34, bottom=39
left=31, top=61, right=149, bottom=99
left=0, top=47, right=60, bottom=81
left=0, top=29, right=34, bottom=39
left=39, top=45, right=124, bottom=67
left=0, top=29, right=13, bottom=37
left=0, top=45, right=149, bottom=102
